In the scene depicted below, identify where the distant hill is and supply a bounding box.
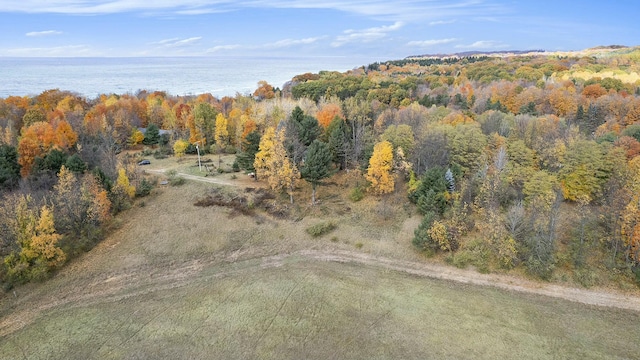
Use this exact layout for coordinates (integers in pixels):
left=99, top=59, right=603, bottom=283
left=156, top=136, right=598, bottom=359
left=407, top=45, right=632, bottom=60
left=407, top=49, right=546, bottom=59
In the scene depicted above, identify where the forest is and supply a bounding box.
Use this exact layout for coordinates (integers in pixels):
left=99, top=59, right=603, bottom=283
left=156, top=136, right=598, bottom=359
left=1, top=46, right=640, bottom=289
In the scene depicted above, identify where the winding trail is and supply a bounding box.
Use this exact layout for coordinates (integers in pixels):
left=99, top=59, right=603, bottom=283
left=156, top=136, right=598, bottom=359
left=3, top=169, right=639, bottom=338
left=2, top=249, right=640, bottom=338
left=145, top=168, right=241, bottom=187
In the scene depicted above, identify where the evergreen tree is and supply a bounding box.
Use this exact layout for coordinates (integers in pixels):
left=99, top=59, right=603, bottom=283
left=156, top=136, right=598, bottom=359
left=236, top=130, right=261, bottom=172
left=326, top=117, right=348, bottom=170
left=301, top=140, right=333, bottom=205
left=142, top=123, right=160, bottom=145
left=0, top=144, right=20, bottom=190
left=64, top=154, right=87, bottom=173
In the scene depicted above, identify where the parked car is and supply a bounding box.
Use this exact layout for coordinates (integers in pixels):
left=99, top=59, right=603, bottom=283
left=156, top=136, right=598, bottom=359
left=138, top=159, right=151, bottom=165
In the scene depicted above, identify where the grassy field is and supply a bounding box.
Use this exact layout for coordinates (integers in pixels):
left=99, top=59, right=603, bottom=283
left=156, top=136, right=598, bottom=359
left=1, top=168, right=640, bottom=359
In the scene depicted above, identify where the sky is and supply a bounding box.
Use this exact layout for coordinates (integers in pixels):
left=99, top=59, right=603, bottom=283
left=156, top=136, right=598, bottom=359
left=0, top=0, right=638, bottom=59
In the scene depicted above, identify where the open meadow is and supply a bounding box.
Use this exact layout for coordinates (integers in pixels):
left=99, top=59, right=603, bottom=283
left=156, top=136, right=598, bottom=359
left=1, top=161, right=640, bottom=359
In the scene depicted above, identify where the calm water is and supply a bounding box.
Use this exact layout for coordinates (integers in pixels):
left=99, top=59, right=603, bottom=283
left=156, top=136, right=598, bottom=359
left=0, top=56, right=378, bottom=99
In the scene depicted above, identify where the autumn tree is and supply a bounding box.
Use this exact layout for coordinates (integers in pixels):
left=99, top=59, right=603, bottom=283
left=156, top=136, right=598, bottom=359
left=173, top=139, right=189, bottom=158
left=253, top=80, right=276, bottom=100
left=301, top=140, right=333, bottom=204
left=110, top=167, right=135, bottom=213
left=254, top=127, right=276, bottom=182
left=380, top=124, right=415, bottom=155
left=366, top=140, right=394, bottom=195
left=559, top=140, right=613, bottom=202
left=4, top=198, right=66, bottom=283
left=53, top=166, right=111, bottom=248
left=191, top=102, right=217, bottom=146
left=447, top=123, right=487, bottom=175
left=316, top=103, right=343, bottom=129
left=255, top=128, right=299, bottom=203
left=17, top=121, right=56, bottom=177
left=214, top=113, right=229, bottom=146
left=620, top=157, right=640, bottom=264
left=53, top=120, right=78, bottom=151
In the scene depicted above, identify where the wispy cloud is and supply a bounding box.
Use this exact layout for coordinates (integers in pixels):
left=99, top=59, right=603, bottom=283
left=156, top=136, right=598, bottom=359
left=6, top=45, right=93, bottom=56
left=332, top=21, right=403, bottom=47
left=206, top=36, right=324, bottom=53
left=152, top=37, right=202, bottom=48
left=0, top=1, right=506, bottom=23
left=455, top=40, right=509, bottom=49
left=407, top=38, right=458, bottom=47
left=429, top=20, right=456, bottom=26
left=206, top=44, right=243, bottom=53
left=263, top=37, right=323, bottom=49
left=26, top=30, right=62, bottom=37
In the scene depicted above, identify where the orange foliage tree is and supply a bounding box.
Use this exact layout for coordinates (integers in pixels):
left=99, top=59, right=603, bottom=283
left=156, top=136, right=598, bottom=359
left=17, top=122, right=55, bottom=176
left=316, top=103, right=344, bottom=129
left=53, top=120, right=78, bottom=151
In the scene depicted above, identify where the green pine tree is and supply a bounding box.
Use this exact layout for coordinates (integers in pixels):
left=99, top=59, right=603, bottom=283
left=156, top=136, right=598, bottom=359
left=301, top=140, right=333, bottom=205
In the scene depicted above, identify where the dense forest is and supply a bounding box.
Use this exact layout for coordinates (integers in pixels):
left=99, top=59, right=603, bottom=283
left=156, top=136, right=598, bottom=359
left=2, top=46, right=640, bottom=289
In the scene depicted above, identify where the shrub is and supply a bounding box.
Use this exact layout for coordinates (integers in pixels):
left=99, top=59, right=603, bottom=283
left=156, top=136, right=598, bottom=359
left=349, top=186, right=365, bottom=202
left=306, top=221, right=336, bottom=237
left=166, top=169, right=185, bottom=186
left=135, top=178, right=154, bottom=197
left=413, top=211, right=437, bottom=252
left=169, top=176, right=185, bottom=186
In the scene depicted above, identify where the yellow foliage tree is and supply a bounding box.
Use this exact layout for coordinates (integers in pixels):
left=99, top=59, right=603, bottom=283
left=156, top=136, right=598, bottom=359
left=621, top=157, right=640, bottom=263
left=214, top=113, right=229, bottom=146
left=5, top=200, right=66, bottom=282
left=366, top=140, right=395, bottom=195
left=115, top=167, right=135, bottom=199
left=129, top=129, right=145, bottom=146
left=255, top=128, right=299, bottom=203
left=427, top=220, right=452, bottom=252
left=24, top=206, right=66, bottom=268
left=53, top=120, right=78, bottom=151
left=254, top=127, right=276, bottom=181
left=173, top=139, right=189, bottom=158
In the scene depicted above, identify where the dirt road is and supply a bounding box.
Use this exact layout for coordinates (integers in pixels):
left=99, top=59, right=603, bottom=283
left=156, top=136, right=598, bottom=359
left=145, top=168, right=241, bottom=187
left=2, top=248, right=640, bottom=338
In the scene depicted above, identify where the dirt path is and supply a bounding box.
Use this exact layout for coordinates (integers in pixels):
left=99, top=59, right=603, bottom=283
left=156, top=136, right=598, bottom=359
left=2, top=248, right=639, bottom=338
left=146, top=168, right=241, bottom=187
left=295, top=249, right=640, bottom=312
left=137, top=169, right=640, bottom=312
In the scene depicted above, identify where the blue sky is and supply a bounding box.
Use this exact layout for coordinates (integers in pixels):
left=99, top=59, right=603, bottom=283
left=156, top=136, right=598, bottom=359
left=0, top=1, right=638, bottom=58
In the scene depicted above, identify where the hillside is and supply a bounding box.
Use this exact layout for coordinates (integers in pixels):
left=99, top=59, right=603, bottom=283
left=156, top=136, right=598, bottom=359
left=2, top=45, right=640, bottom=357
left=1, top=174, right=640, bottom=359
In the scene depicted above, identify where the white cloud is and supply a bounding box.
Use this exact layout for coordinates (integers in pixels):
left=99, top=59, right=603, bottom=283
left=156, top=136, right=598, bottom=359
left=0, top=1, right=505, bottom=23
left=262, top=37, right=323, bottom=49
left=6, top=45, right=93, bottom=56
left=152, top=37, right=202, bottom=47
left=206, top=44, right=242, bottom=53
left=455, top=40, right=509, bottom=49
left=407, top=38, right=458, bottom=47
left=205, top=37, right=323, bottom=53
left=332, top=21, right=403, bottom=47
left=26, top=30, right=62, bottom=37
left=429, top=20, right=456, bottom=26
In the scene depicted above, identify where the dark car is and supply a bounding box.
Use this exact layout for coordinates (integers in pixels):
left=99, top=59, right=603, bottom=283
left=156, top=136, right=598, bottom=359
left=138, top=159, right=151, bottom=165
